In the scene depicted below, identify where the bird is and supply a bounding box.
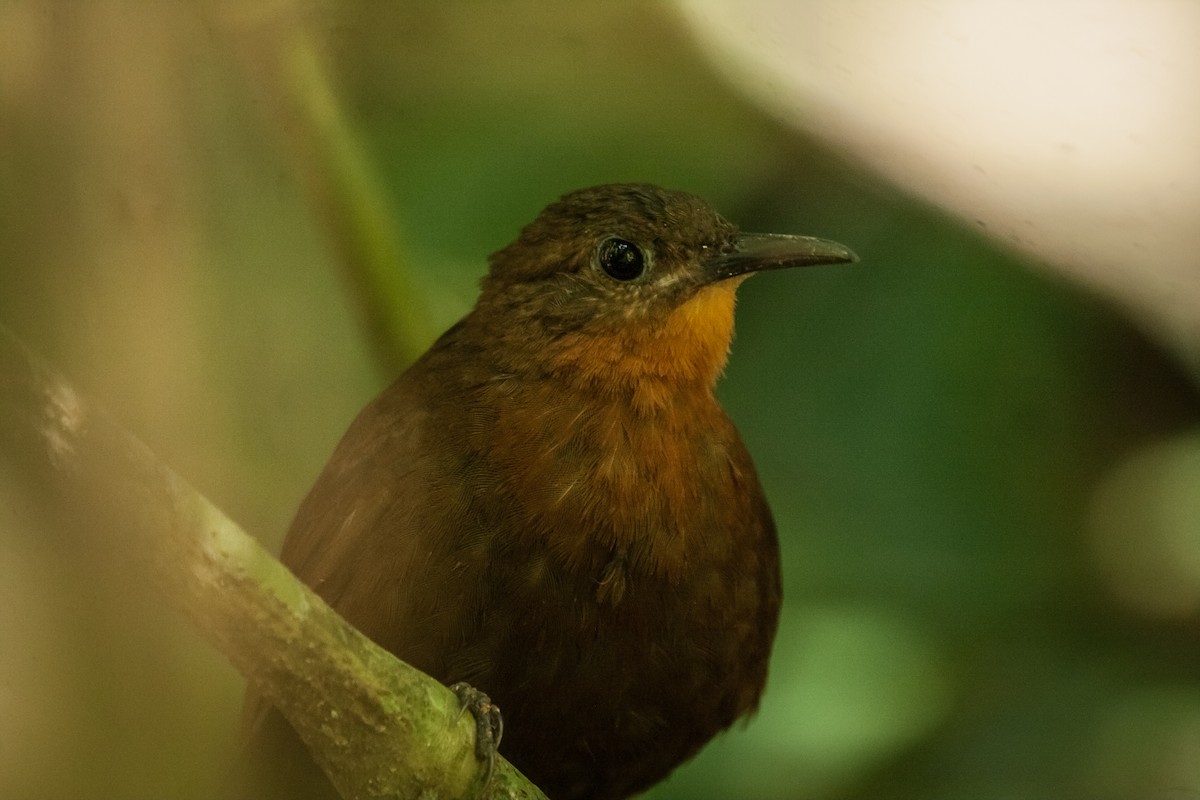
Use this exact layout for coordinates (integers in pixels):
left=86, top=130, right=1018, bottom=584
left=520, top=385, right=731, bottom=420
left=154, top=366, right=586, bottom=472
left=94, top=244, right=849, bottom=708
left=231, top=183, right=857, bottom=799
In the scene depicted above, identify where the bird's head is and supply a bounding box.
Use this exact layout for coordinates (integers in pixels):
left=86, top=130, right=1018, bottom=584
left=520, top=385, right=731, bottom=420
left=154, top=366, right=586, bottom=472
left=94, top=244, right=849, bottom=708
left=473, top=184, right=856, bottom=411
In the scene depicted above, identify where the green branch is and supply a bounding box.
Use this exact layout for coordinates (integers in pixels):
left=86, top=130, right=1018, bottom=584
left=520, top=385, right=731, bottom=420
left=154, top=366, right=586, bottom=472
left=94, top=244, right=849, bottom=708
left=212, top=2, right=437, bottom=373
left=0, top=325, right=544, bottom=800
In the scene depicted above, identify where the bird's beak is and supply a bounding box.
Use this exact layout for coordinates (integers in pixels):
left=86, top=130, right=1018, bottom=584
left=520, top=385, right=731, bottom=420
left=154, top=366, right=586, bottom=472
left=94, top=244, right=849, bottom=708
left=704, top=233, right=858, bottom=284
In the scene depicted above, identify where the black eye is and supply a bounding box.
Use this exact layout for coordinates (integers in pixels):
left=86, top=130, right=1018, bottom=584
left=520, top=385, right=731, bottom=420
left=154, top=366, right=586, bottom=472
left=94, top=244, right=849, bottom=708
left=597, top=238, right=646, bottom=281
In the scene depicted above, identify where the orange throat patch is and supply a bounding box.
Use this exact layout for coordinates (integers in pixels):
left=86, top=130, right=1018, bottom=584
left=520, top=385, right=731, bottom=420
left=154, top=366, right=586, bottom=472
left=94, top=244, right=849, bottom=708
left=547, top=279, right=744, bottom=413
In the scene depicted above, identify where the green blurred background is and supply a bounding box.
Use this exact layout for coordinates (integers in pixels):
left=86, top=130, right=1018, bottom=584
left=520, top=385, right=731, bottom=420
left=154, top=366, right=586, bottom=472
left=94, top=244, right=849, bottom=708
left=1, top=2, right=1198, bottom=799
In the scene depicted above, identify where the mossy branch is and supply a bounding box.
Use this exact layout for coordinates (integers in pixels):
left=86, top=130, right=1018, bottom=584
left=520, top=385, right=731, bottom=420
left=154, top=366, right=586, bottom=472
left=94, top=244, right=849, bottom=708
left=0, top=324, right=545, bottom=800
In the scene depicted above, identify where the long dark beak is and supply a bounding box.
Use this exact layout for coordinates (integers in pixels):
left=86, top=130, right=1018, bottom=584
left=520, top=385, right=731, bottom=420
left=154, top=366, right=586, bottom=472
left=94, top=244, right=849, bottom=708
left=706, top=233, right=858, bottom=283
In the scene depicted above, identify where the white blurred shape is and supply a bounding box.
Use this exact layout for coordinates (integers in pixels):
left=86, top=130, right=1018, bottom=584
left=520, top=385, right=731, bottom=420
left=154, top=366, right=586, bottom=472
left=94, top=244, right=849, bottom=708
left=677, top=0, right=1200, bottom=371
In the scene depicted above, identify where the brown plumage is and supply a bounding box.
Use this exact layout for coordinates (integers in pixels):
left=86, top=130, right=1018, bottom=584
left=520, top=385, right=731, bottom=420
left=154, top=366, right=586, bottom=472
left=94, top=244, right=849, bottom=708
left=233, top=184, right=856, bottom=799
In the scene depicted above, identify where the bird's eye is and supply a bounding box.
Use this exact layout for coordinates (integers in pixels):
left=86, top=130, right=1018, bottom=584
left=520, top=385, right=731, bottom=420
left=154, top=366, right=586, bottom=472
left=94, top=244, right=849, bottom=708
left=597, top=238, right=646, bottom=281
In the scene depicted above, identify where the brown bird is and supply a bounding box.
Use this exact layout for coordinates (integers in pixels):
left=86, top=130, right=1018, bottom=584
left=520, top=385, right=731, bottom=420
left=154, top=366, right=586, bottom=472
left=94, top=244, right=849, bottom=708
left=233, top=183, right=856, bottom=799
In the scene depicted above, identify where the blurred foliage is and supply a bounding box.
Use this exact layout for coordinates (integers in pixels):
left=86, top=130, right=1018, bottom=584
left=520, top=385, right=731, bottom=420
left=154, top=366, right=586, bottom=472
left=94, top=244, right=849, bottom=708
left=0, top=2, right=1197, bottom=799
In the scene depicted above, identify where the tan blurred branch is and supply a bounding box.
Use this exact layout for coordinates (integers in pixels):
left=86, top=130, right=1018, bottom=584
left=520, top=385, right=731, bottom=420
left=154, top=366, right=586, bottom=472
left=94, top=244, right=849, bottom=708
left=0, top=324, right=544, bottom=800
left=208, top=2, right=436, bottom=373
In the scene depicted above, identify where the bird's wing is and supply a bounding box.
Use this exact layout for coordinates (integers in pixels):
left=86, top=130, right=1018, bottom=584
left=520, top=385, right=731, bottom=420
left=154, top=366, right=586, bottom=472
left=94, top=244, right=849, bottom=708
left=279, top=378, right=489, bottom=666
left=227, top=378, right=490, bottom=798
